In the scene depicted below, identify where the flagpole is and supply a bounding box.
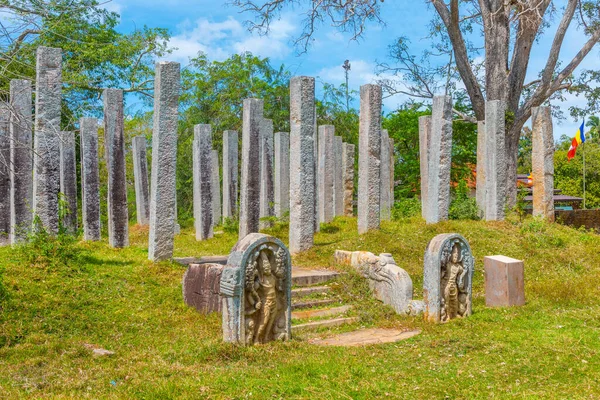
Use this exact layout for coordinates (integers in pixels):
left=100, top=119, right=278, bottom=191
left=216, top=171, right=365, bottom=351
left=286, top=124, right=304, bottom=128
left=583, top=140, right=587, bottom=210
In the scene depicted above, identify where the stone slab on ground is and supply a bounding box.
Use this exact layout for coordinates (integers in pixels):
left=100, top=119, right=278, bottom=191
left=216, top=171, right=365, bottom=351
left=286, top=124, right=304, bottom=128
left=291, top=267, right=340, bottom=286
left=173, top=255, right=228, bottom=266
left=292, top=305, right=351, bottom=320
left=292, top=298, right=337, bottom=310
left=292, top=317, right=357, bottom=331
left=291, top=285, right=330, bottom=298
left=310, top=328, right=421, bottom=346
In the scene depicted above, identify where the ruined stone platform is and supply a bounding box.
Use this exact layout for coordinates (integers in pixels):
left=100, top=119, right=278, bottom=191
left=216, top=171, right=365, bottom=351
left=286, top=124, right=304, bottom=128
left=309, top=328, right=421, bottom=347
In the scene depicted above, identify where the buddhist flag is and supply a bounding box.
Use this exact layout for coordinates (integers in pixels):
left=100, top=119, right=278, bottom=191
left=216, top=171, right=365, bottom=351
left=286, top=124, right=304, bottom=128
left=567, top=121, right=586, bottom=160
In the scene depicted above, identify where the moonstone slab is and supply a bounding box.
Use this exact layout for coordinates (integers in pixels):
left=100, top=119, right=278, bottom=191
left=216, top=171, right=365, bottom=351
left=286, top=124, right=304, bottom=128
left=103, top=88, right=128, bottom=247
left=342, top=143, right=355, bottom=216
left=33, top=46, right=62, bottom=234
left=220, top=233, right=292, bottom=345
left=148, top=61, right=180, bottom=261
left=259, top=118, right=274, bottom=229
left=211, top=149, right=221, bottom=226
left=193, top=125, right=213, bottom=240
left=222, top=130, right=238, bottom=220
left=333, top=136, right=343, bottom=217
left=423, top=233, right=474, bottom=323
left=317, top=125, right=334, bottom=224
left=80, top=117, right=101, bottom=241
left=485, top=100, right=507, bottom=221
left=9, top=79, right=33, bottom=244
left=289, top=76, right=316, bottom=253
left=532, top=106, right=554, bottom=222
left=239, top=99, right=263, bottom=239
left=380, top=129, right=391, bottom=221
left=425, top=96, right=453, bottom=224
left=475, top=121, right=486, bottom=218
left=418, top=116, right=431, bottom=219
left=358, top=84, right=382, bottom=234
left=59, top=131, right=77, bottom=233
left=274, top=131, right=290, bottom=218
left=0, top=104, right=9, bottom=244
left=132, top=136, right=150, bottom=225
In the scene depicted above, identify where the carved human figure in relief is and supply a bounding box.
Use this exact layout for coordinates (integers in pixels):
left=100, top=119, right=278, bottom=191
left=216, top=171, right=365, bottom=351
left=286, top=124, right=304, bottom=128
left=440, top=242, right=468, bottom=322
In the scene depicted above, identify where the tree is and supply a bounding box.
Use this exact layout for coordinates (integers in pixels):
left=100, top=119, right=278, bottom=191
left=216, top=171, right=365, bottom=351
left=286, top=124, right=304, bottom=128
left=586, top=115, right=600, bottom=143
left=233, top=0, right=600, bottom=207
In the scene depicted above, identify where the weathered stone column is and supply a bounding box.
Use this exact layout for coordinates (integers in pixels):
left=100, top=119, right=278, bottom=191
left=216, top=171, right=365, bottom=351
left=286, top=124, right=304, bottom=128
left=380, top=129, right=391, bottom=221
left=193, top=124, right=213, bottom=240
left=274, top=131, right=290, bottom=218
left=389, top=138, right=395, bottom=210
left=0, top=104, right=10, bottom=244
left=342, top=143, right=355, bottom=216
left=333, top=136, right=343, bottom=217
left=222, top=130, right=238, bottom=220
left=132, top=136, right=150, bottom=225
left=80, top=117, right=101, bottom=241
left=259, top=118, right=274, bottom=228
left=425, top=96, right=453, bottom=224
left=211, top=149, right=221, bottom=226
left=313, top=104, right=319, bottom=233
left=289, top=76, right=316, bottom=253
left=358, top=84, right=382, bottom=234
left=148, top=61, right=180, bottom=261
left=239, top=99, right=263, bottom=238
left=532, top=106, right=554, bottom=222
left=476, top=121, right=486, bottom=218
left=33, top=46, right=62, bottom=234
left=485, top=100, right=507, bottom=221
left=59, top=131, right=77, bottom=233
left=103, top=88, right=128, bottom=247
left=317, top=125, right=334, bottom=224
left=9, top=80, right=33, bottom=243
left=418, top=116, right=431, bottom=219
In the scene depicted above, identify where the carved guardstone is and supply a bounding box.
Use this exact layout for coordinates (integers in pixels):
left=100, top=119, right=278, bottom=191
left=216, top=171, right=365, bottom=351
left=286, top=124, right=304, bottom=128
left=220, top=233, right=292, bottom=345
left=423, top=233, right=474, bottom=323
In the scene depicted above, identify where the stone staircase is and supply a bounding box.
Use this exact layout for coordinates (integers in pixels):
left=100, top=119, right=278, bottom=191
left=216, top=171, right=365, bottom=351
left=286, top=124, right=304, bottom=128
left=290, top=268, right=358, bottom=332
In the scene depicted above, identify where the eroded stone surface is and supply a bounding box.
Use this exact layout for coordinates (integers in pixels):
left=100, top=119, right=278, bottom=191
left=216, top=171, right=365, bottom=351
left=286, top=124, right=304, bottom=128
left=380, top=129, right=391, bottom=221
left=193, top=125, right=213, bottom=240
left=532, top=107, right=554, bottom=222
left=0, top=103, right=10, bottom=244
left=333, top=136, right=343, bottom=217
left=182, top=263, right=223, bottom=313
left=274, top=132, right=290, bottom=218
left=476, top=121, right=486, bottom=218
left=132, top=136, right=150, bottom=225
left=80, top=117, right=101, bottom=241
left=223, top=130, right=238, bottom=219
left=211, top=149, right=221, bottom=226
left=342, top=143, right=355, bottom=216
left=389, top=138, right=395, bottom=211
left=418, top=116, right=431, bottom=220
left=485, top=100, right=507, bottom=221
left=59, top=131, right=77, bottom=233
left=310, top=328, right=421, bottom=347
left=259, top=119, right=274, bottom=229
left=317, top=125, right=334, bottom=224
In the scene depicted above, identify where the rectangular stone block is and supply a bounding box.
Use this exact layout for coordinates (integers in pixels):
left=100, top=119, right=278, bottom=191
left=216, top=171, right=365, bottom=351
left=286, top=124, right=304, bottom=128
left=313, top=103, right=319, bottom=234
left=485, top=100, right=507, bottom=221
left=33, top=46, right=62, bottom=235
left=476, top=120, right=486, bottom=218
left=0, top=103, right=10, bottom=244
left=389, top=138, right=395, bottom=210
left=182, top=263, right=223, bottom=314
left=380, top=129, right=391, bottom=221
left=418, top=116, right=431, bottom=219
left=239, top=98, right=263, bottom=239
left=259, top=118, right=274, bottom=228
left=59, top=131, right=77, bottom=233
left=342, top=143, right=355, bottom=216
left=193, top=125, right=213, bottom=240
left=148, top=61, right=180, bottom=261
left=358, top=84, right=382, bottom=234
left=222, top=130, right=238, bottom=220
left=80, top=117, right=101, bottom=241
left=132, top=136, right=150, bottom=225
left=9, top=79, right=33, bottom=244
left=425, top=96, right=453, bottom=224
left=484, top=255, right=525, bottom=307
left=289, top=76, right=316, bottom=253
left=317, top=125, right=334, bottom=224
left=532, top=107, right=554, bottom=222
left=333, top=136, right=343, bottom=217
left=274, top=131, right=290, bottom=218
left=211, top=149, right=221, bottom=226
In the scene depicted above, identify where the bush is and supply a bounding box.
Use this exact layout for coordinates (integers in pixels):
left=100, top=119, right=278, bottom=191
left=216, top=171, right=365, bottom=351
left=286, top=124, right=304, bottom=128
left=392, top=197, right=421, bottom=220
left=449, top=180, right=480, bottom=220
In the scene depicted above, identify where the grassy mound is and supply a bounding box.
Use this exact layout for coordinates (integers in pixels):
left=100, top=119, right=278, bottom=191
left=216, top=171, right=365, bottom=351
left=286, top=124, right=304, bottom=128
left=1, top=217, right=599, bottom=398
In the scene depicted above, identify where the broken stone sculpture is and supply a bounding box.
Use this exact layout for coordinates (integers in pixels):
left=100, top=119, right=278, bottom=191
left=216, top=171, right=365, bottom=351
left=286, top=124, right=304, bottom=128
left=334, top=250, right=423, bottom=315
left=423, top=233, right=474, bottom=323
left=220, top=233, right=292, bottom=345
left=182, top=263, right=223, bottom=314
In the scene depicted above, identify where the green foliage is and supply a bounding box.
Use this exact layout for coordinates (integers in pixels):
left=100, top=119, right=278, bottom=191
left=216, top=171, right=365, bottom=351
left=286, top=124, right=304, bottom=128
left=0, top=265, right=7, bottom=309
left=317, top=82, right=359, bottom=144
left=555, top=139, right=600, bottom=208
left=222, top=217, right=239, bottom=234
left=517, top=127, right=533, bottom=174
left=520, top=217, right=566, bottom=248
left=392, top=197, right=421, bottom=220
left=449, top=180, right=480, bottom=220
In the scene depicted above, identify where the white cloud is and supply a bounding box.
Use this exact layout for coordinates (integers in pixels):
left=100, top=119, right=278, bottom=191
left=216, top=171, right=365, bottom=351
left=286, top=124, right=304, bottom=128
left=102, top=0, right=124, bottom=14
left=233, top=19, right=295, bottom=58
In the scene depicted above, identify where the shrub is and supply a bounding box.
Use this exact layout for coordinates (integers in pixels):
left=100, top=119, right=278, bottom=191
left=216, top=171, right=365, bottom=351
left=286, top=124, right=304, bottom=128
left=392, top=197, right=421, bottom=220
left=449, top=180, right=480, bottom=220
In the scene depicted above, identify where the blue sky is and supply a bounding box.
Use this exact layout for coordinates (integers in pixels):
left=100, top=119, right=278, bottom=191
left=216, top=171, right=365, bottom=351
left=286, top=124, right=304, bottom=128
left=107, top=0, right=599, bottom=140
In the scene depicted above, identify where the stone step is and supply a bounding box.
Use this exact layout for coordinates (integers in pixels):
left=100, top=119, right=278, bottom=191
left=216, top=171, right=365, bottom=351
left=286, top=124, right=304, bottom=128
left=292, top=305, right=352, bottom=320
left=292, top=317, right=359, bottom=332
left=291, top=298, right=338, bottom=310
left=291, top=267, right=340, bottom=287
left=291, top=285, right=331, bottom=298
left=174, top=255, right=228, bottom=266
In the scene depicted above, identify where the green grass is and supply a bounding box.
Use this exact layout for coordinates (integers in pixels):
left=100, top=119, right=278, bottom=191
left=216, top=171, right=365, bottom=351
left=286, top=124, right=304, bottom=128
left=1, top=216, right=600, bottom=398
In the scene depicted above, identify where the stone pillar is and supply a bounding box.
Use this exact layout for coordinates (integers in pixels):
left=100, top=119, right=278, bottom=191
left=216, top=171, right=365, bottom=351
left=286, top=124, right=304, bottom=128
left=389, top=138, right=395, bottom=210
left=333, top=136, right=343, bottom=217
left=148, top=61, right=180, bottom=261
left=476, top=121, right=486, bottom=218
left=358, top=84, right=382, bottom=234
left=317, top=125, right=334, bottom=224
left=532, top=106, right=554, bottom=222
left=222, top=130, right=238, bottom=220
left=485, top=100, right=507, bottom=221
left=425, top=96, right=453, bottom=224
left=211, top=149, right=221, bottom=226
left=259, top=118, right=274, bottom=228
left=103, top=88, right=128, bottom=247
left=0, top=104, right=10, bottom=244
left=239, top=99, right=263, bottom=238
left=274, top=131, right=290, bottom=218
left=132, top=136, right=150, bottom=225
left=289, top=76, right=316, bottom=253
left=33, top=46, right=62, bottom=234
left=80, top=117, right=101, bottom=241
left=9, top=80, right=33, bottom=244
left=342, top=143, right=355, bottom=216
left=193, top=124, right=213, bottom=240
left=380, top=129, right=391, bottom=221
left=418, top=116, right=431, bottom=219
left=313, top=104, right=319, bottom=233
left=59, top=131, right=77, bottom=233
